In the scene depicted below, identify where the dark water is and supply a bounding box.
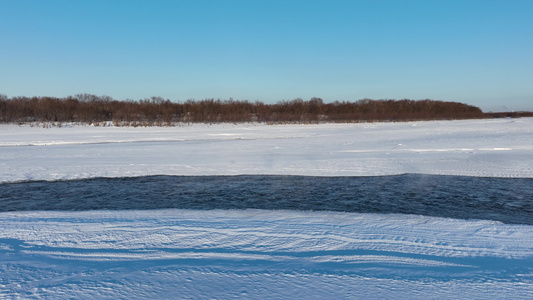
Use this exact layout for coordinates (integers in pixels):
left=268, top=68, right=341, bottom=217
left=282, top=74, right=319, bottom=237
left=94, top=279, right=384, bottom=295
left=1, top=174, right=532, bottom=225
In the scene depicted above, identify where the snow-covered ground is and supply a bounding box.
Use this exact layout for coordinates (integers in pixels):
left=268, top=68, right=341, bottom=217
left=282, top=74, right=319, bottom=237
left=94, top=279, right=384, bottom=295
left=1, top=118, right=532, bottom=299
left=1, top=118, right=532, bottom=182
left=2, top=210, right=532, bottom=299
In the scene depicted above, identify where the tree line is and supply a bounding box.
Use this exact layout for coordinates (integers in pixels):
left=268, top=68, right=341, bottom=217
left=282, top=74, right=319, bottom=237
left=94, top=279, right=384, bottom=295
left=0, top=93, right=505, bottom=126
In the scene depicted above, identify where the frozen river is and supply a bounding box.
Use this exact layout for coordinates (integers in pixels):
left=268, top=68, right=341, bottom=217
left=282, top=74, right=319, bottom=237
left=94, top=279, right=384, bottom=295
left=1, top=118, right=532, bottom=299
left=1, top=118, right=532, bottom=182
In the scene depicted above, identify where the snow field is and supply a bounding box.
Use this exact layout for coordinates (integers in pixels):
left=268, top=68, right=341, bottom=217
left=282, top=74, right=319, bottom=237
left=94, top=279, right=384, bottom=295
left=1, top=209, right=532, bottom=299
left=1, top=118, right=532, bottom=298
left=1, top=118, right=533, bottom=182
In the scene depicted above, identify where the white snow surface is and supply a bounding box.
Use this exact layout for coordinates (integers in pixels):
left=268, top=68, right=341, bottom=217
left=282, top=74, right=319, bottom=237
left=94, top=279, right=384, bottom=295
left=1, top=210, right=532, bottom=299
left=1, top=118, right=533, bottom=182
left=1, top=118, right=533, bottom=299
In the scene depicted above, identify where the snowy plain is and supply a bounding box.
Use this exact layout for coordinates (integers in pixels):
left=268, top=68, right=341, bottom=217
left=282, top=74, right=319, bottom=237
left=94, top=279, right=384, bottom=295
left=1, top=118, right=533, bottom=299
left=1, top=118, right=533, bottom=182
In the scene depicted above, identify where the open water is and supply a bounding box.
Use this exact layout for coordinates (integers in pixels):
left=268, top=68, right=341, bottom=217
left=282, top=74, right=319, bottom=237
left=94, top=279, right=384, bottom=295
left=1, top=174, right=532, bottom=225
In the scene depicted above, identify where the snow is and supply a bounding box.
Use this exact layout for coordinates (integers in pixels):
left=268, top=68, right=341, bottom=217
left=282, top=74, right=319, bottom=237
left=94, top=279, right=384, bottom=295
left=1, top=118, right=533, bottom=298
left=1, top=118, right=533, bottom=182
left=1, top=210, right=532, bottom=299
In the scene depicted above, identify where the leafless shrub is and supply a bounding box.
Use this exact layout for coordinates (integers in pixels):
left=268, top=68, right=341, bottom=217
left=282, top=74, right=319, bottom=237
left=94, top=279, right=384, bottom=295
left=0, top=94, right=497, bottom=126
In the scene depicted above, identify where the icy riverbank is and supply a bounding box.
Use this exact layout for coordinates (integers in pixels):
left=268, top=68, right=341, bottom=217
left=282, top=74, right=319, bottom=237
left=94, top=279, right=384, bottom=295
left=1, top=209, right=532, bottom=299
left=1, top=118, right=532, bottom=299
left=1, top=118, right=533, bottom=182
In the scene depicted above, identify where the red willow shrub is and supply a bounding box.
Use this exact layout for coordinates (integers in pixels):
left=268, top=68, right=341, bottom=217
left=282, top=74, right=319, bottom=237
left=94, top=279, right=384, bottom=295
left=0, top=93, right=491, bottom=125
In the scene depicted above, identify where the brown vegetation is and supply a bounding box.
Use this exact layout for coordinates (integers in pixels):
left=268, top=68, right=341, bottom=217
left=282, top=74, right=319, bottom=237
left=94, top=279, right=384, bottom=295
left=484, top=111, right=533, bottom=118
left=0, top=93, right=497, bottom=126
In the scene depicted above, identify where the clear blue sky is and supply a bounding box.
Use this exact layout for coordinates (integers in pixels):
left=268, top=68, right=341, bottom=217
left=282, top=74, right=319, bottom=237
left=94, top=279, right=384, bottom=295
left=1, top=0, right=532, bottom=112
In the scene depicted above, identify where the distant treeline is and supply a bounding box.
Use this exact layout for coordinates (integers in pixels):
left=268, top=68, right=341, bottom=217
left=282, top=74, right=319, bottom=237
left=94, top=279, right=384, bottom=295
left=0, top=93, right=522, bottom=126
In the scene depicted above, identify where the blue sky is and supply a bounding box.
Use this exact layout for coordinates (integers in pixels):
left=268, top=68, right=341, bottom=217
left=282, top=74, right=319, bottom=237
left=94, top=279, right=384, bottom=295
left=1, top=0, right=532, bottom=112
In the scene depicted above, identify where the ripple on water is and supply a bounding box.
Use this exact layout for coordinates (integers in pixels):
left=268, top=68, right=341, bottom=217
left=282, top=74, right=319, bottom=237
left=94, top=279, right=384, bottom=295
left=0, top=174, right=532, bottom=225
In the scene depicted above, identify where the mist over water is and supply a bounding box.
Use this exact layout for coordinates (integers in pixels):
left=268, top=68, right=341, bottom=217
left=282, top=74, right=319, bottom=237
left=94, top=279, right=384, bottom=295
left=1, top=174, right=532, bottom=225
